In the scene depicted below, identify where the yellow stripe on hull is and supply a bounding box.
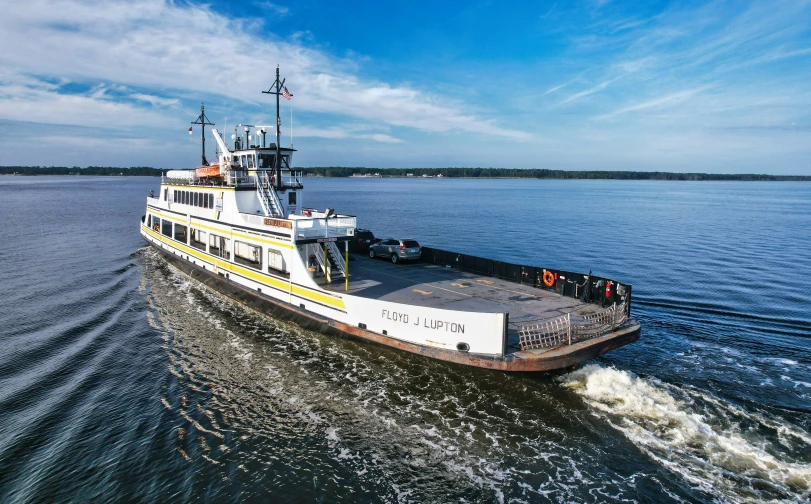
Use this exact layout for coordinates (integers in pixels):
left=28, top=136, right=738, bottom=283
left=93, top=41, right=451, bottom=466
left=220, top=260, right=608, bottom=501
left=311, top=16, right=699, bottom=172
left=141, top=225, right=345, bottom=310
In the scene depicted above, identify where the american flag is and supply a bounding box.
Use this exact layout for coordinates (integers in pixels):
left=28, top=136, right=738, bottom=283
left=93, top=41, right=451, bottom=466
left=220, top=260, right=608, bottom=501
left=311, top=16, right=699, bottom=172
left=282, top=86, right=293, bottom=100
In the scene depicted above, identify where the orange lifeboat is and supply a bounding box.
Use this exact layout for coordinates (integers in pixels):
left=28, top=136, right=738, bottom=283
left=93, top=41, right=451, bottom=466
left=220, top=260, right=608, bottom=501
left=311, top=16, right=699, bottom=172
left=195, top=162, right=221, bottom=178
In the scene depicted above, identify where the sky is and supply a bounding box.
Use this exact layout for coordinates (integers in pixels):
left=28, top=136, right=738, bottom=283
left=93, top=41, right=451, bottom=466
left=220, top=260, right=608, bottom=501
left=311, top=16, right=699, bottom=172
left=0, top=0, right=810, bottom=174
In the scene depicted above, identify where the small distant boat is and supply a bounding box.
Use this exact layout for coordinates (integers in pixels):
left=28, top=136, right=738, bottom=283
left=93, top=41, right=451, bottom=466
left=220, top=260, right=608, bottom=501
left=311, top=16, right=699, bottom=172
left=140, top=66, right=640, bottom=372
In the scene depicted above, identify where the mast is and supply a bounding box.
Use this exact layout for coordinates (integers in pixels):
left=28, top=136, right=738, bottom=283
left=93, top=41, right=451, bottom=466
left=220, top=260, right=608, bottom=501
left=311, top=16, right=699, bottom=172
left=191, top=103, right=215, bottom=166
left=262, top=65, right=285, bottom=189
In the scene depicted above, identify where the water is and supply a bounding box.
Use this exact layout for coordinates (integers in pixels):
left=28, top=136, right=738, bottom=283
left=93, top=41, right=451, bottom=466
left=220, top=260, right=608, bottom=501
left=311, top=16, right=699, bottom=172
left=0, top=176, right=809, bottom=503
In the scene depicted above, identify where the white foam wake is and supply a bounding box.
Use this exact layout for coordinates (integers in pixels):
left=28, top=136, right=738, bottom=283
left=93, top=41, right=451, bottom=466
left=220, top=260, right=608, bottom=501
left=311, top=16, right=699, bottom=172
left=560, top=364, right=811, bottom=503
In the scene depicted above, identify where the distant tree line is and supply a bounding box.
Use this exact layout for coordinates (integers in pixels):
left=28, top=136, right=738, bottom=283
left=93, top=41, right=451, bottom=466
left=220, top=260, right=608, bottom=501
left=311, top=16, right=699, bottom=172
left=2, top=165, right=808, bottom=181
left=0, top=166, right=163, bottom=176
left=302, top=166, right=811, bottom=181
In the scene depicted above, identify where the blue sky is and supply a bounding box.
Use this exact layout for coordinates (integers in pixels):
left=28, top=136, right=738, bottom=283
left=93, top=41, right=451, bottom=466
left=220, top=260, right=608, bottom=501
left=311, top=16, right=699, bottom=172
left=0, top=0, right=810, bottom=174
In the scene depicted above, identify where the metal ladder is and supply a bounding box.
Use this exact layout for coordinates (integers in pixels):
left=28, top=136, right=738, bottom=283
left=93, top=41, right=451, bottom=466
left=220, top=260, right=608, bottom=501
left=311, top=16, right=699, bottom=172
left=256, top=173, right=284, bottom=217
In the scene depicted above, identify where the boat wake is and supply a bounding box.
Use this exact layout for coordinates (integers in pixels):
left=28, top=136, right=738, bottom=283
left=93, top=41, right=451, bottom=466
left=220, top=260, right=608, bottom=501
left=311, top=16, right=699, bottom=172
left=560, top=364, right=811, bottom=503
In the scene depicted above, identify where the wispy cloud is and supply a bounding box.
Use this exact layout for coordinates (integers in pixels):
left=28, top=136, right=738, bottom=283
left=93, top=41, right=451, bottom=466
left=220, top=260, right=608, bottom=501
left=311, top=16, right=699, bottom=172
left=594, top=87, right=711, bottom=120
left=0, top=0, right=529, bottom=142
left=559, top=78, right=617, bottom=104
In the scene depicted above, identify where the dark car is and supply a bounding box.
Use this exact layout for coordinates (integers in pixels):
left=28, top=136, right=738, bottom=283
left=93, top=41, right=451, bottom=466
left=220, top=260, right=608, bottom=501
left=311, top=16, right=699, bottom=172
left=349, top=228, right=377, bottom=253
left=369, top=238, right=422, bottom=264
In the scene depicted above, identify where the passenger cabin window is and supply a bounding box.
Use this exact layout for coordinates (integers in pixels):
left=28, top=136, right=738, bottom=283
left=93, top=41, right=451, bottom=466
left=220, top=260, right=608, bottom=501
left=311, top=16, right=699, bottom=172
left=268, top=249, right=285, bottom=272
left=209, top=234, right=230, bottom=259
left=150, top=215, right=160, bottom=232
left=208, top=195, right=214, bottom=209
left=234, top=241, right=262, bottom=269
left=174, top=223, right=188, bottom=243
left=288, top=192, right=297, bottom=205
left=163, top=188, right=168, bottom=201
left=190, top=229, right=206, bottom=250
left=161, top=219, right=172, bottom=237
left=193, top=192, right=199, bottom=207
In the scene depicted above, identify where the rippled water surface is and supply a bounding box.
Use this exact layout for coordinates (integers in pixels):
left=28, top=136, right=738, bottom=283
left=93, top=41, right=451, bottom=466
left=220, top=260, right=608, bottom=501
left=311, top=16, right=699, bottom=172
left=0, top=176, right=809, bottom=503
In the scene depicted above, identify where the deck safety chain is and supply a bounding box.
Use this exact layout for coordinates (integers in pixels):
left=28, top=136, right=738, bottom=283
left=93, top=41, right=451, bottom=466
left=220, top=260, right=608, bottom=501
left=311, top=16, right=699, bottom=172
left=517, top=302, right=628, bottom=351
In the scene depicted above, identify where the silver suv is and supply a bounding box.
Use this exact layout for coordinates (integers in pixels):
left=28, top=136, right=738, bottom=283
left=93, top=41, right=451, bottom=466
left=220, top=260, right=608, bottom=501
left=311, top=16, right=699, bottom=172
left=369, top=238, right=422, bottom=264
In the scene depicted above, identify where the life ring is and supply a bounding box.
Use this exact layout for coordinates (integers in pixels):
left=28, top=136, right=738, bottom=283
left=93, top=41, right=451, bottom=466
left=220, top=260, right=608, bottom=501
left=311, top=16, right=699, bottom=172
left=543, top=270, right=555, bottom=287
left=303, top=209, right=312, bottom=217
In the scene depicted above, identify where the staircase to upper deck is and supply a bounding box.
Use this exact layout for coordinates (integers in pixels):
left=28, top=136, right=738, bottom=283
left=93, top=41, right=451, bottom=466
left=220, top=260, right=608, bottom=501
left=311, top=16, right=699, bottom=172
left=256, top=172, right=285, bottom=217
left=310, top=242, right=347, bottom=282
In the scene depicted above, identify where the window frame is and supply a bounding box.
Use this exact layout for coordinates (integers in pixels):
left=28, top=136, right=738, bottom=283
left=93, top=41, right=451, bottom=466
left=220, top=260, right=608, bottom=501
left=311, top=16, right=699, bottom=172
left=234, top=240, right=262, bottom=269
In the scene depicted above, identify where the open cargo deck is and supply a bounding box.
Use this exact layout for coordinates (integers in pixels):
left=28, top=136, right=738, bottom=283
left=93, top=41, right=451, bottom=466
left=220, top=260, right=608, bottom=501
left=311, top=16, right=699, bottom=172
left=322, top=253, right=636, bottom=357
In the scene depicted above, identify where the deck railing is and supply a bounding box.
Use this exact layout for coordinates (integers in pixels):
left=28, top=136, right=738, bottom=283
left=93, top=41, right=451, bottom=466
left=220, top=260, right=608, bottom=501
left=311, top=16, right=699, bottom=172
left=517, top=302, right=628, bottom=350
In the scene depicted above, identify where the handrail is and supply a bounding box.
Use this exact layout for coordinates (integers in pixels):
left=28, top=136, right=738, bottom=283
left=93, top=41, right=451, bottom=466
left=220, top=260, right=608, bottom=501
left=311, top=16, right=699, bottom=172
left=517, top=302, right=629, bottom=350
left=326, top=241, right=346, bottom=275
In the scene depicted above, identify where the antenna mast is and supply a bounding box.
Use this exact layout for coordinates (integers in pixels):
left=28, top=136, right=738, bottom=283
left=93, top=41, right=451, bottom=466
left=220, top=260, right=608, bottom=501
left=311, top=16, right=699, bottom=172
left=262, top=65, right=285, bottom=189
left=191, top=103, right=215, bottom=166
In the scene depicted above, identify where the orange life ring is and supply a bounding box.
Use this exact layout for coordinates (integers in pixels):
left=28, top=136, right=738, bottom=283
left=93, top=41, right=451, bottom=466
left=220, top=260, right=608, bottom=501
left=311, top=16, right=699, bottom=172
left=542, top=270, right=555, bottom=287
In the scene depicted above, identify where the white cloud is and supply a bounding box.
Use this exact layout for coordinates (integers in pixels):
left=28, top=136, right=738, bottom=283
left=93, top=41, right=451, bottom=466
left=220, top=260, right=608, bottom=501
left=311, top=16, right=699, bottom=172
left=0, top=77, right=173, bottom=129
left=0, top=0, right=528, bottom=140
left=131, top=93, right=180, bottom=107
left=595, top=87, right=710, bottom=120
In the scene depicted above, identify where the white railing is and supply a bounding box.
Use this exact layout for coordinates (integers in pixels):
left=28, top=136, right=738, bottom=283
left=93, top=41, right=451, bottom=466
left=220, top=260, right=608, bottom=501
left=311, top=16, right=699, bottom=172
left=517, top=302, right=628, bottom=351
left=293, top=217, right=357, bottom=239
left=326, top=241, right=346, bottom=275
left=226, top=171, right=252, bottom=187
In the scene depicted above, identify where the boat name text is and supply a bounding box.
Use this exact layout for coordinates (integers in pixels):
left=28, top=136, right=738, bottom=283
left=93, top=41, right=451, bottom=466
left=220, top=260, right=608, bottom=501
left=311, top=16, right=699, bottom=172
left=381, top=309, right=465, bottom=334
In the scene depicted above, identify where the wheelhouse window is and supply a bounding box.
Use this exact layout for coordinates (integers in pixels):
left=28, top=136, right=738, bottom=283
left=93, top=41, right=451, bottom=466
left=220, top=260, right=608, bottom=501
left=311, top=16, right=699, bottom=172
left=190, top=229, right=206, bottom=251
left=247, top=155, right=254, bottom=169
left=161, top=219, right=172, bottom=237
left=174, top=223, right=187, bottom=243
left=234, top=241, right=262, bottom=269
left=258, top=154, right=274, bottom=168
left=163, top=188, right=168, bottom=201
left=209, top=234, right=230, bottom=259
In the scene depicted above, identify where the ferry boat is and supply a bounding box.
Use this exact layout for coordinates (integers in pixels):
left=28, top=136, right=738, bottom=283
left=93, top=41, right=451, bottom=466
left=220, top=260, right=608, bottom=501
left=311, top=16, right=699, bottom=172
left=140, top=67, right=640, bottom=372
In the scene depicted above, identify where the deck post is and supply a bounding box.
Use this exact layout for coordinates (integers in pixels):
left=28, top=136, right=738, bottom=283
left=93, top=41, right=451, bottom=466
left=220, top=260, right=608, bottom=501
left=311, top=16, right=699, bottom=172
left=324, top=242, right=330, bottom=283
left=501, top=313, right=509, bottom=357
left=345, top=240, right=349, bottom=291
left=567, top=312, right=572, bottom=345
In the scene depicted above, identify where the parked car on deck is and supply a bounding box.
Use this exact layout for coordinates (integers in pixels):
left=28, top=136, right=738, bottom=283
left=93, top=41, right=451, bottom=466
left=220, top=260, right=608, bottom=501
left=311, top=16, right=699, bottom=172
left=369, top=238, right=422, bottom=264
left=349, top=228, right=377, bottom=253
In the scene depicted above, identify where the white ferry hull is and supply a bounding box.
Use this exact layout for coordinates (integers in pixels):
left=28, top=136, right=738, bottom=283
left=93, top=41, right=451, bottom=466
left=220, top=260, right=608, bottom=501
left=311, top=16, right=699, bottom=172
left=141, top=222, right=640, bottom=372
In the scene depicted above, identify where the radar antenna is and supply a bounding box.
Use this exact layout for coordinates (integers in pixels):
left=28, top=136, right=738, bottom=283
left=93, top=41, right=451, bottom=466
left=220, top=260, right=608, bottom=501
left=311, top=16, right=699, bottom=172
left=191, top=103, right=215, bottom=166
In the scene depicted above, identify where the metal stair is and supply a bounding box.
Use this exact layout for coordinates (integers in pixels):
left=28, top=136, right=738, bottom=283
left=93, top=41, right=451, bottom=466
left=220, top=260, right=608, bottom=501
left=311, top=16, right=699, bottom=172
left=311, top=242, right=347, bottom=282
left=256, top=172, right=284, bottom=217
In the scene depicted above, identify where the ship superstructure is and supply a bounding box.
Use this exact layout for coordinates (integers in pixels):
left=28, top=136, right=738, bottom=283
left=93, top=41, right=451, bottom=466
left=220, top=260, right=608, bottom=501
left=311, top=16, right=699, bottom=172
left=140, top=67, right=640, bottom=372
